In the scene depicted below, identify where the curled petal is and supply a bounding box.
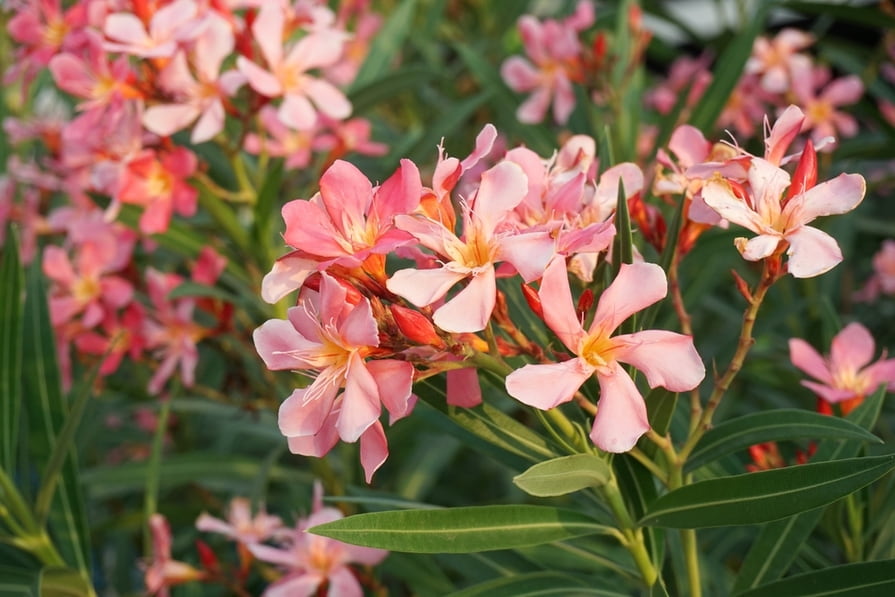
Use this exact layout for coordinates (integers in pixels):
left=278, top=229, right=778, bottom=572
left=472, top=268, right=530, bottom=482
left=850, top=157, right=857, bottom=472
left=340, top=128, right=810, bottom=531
left=359, top=421, right=388, bottom=483
left=735, top=234, right=780, bottom=261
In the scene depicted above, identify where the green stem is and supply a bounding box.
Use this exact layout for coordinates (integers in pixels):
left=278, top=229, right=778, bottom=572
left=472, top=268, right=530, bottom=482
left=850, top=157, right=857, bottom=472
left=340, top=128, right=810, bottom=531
left=602, top=475, right=657, bottom=586
left=144, top=395, right=173, bottom=555
left=844, top=493, right=864, bottom=561
left=682, top=528, right=701, bottom=597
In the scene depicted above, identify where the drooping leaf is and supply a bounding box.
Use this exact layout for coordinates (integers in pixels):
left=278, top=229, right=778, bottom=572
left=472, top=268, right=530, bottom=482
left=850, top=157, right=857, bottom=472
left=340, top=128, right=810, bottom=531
left=735, top=559, right=895, bottom=597
left=732, top=387, right=885, bottom=592
left=513, top=454, right=611, bottom=497
left=686, top=409, right=882, bottom=472
left=309, top=505, right=612, bottom=553
left=641, top=453, right=895, bottom=528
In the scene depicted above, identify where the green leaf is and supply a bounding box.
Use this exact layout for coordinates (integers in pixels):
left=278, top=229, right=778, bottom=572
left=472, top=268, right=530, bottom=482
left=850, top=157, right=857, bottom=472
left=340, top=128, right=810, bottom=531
left=349, top=66, right=438, bottom=114
left=1, top=224, right=24, bottom=474
left=612, top=455, right=665, bottom=570
left=309, top=505, right=612, bottom=553
left=732, top=387, right=886, bottom=592
left=38, top=568, right=92, bottom=597
left=251, top=158, right=284, bottom=272
left=781, top=1, right=895, bottom=29
left=735, top=559, right=895, bottom=597
left=21, top=262, right=92, bottom=576
left=0, top=565, right=37, bottom=596
left=448, top=572, right=627, bottom=597
left=641, top=453, right=895, bottom=528
left=643, top=388, right=677, bottom=459
left=350, top=0, right=417, bottom=90
left=686, top=409, right=882, bottom=472
left=513, top=454, right=611, bottom=497
left=688, top=5, right=769, bottom=133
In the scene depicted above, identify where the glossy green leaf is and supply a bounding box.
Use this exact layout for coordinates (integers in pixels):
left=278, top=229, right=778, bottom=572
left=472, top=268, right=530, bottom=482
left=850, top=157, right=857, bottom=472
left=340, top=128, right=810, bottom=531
left=350, top=0, right=417, bottom=90
left=1, top=224, right=24, bottom=474
left=448, top=572, right=627, bottom=597
left=686, top=409, right=882, bottom=471
left=732, top=387, right=885, bottom=592
left=513, top=454, right=610, bottom=497
left=309, top=505, right=612, bottom=553
left=641, top=453, right=895, bottom=528
left=736, top=559, right=895, bottom=597
left=689, top=5, right=769, bottom=132
left=22, top=263, right=91, bottom=576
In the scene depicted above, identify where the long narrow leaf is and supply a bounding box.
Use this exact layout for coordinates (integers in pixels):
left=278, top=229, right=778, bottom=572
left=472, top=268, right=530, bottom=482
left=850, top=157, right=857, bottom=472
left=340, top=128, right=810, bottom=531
left=309, top=505, right=612, bottom=553
left=641, top=453, right=895, bottom=528
left=731, top=387, right=886, bottom=592
left=513, top=454, right=610, bottom=498
left=448, top=572, right=626, bottom=597
left=686, top=409, right=882, bottom=472
left=1, top=225, right=24, bottom=474
left=735, top=559, right=895, bottom=597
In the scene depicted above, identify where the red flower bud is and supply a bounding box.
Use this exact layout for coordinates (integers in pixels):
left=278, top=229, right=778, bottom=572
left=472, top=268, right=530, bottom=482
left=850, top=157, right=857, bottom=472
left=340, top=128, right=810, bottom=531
left=390, top=304, right=444, bottom=348
left=520, top=283, right=544, bottom=320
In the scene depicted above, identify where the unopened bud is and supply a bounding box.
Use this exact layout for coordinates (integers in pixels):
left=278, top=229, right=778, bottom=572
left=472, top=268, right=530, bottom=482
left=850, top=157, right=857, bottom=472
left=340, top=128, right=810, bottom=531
left=520, top=283, right=544, bottom=320
left=390, top=304, right=444, bottom=348
left=576, top=288, right=594, bottom=320
left=195, top=540, right=219, bottom=573
left=730, top=269, right=753, bottom=303
left=784, top=140, right=817, bottom=203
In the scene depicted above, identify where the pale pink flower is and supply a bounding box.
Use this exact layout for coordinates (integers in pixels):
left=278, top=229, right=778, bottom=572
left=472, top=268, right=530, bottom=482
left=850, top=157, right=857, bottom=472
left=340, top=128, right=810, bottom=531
left=791, top=65, right=863, bottom=147
left=142, top=15, right=246, bottom=143
left=261, top=158, right=422, bottom=303
left=855, top=240, right=895, bottom=302
left=236, top=2, right=351, bottom=129
left=250, top=482, right=387, bottom=597
left=253, top=273, right=415, bottom=482
left=646, top=55, right=712, bottom=115
left=500, top=1, right=594, bottom=124
left=790, top=322, right=895, bottom=414
left=144, top=514, right=204, bottom=597
left=196, top=497, right=283, bottom=545
left=244, top=105, right=323, bottom=169
left=387, top=161, right=556, bottom=333
left=506, top=258, right=704, bottom=452
left=745, top=28, right=814, bottom=94
left=103, top=0, right=208, bottom=58
left=315, top=116, right=388, bottom=158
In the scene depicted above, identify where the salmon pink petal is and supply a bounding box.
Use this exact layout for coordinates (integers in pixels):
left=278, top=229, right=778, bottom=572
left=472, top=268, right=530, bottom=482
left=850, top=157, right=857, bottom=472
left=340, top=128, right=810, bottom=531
left=49, top=297, right=82, bottom=327
left=251, top=2, right=284, bottom=68
left=592, top=364, right=650, bottom=453
left=506, top=358, right=592, bottom=410
left=359, top=421, right=388, bottom=483
left=319, top=160, right=371, bottom=232
left=537, top=257, right=584, bottom=352
left=253, top=318, right=312, bottom=370
left=100, top=277, right=133, bottom=308
left=279, top=385, right=337, bottom=437
left=104, top=13, right=149, bottom=46
left=316, top=273, right=350, bottom=323
left=286, top=417, right=339, bottom=457
left=367, top=360, right=415, bottom=421
left=611, top=330, right=705, bottom=392
left=765, top=105, right=805, bottom=165
left=340, top=300, right=379, bottom=348
left=327, top=567, right=364, bottom=597
left=591, top=262, right=667, bottom=337
left=472, top=161, right=528, bottom=235
left=823, top=75, right=863, bottom=106
left=784, top=226, right=842, bottom=278
left=42, top=246, right=76, bottom=284
left=830, top=322, right=876, bottom=372
left=517, top=86, right=551, bottom=124
left=501, top=56, right=539, bottom=91
left=498, top=230, right=555, bottom=283
left=281, top=199, right=345, bottom=257
left=387, top=266, right=466, bottom=307
left=460, top=124, right=498, bottom=172
left=863, top=359, right=895, bottom=390
left=261, top=252, right=317, bottom=303
left=191, top=101, right=225, bottom=143
left=801, top=380, right=857, bottom=404
left=305, top=78, right=351, bottom=120
left=737, top=233, right=780, bottom=261
left=139, top=200, right=173, bottom=235
left=287, top=30, right=345, bottom=70
left=279, top=93, right=317, bottom=130
left=789, top=338, right=833, bottom=383
left=791, top=173, right=865, bottom=223
left=552, top=72, right=575, bottom=124
left=49, top=54, right=94, bottom=98
left=446, top=367, right=482, bottom=407
left=668, top=125, right=710, bottom=166
left=236, top=56, right=282, bottom=96
left=393, top=214, right=454, bottom=255
left=143, top=104, right=200, bottom=137
left=433, top=266, right=496, bottom=333
left=338, top=354, right=381, bottom=442
left=371, top=159, right=423, bottom=222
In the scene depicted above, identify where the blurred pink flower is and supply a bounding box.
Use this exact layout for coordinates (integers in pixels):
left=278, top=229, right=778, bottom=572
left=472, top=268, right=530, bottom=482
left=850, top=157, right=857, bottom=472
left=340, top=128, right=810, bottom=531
left=855, top=240, right=895, bottom=302
left=500, top=1, right=593, bottom=124
left=244, top=105, right=323, bottom=169
left=506, top=258, right=704, bottom=452
left=790, top=322, right=895, bottom=414
left=144, top=514, right=203, bottom=597
left=116, top=147, right=198, bottom=235
left=791, top=65, right=863, bottom=147
left=196, top=497, right=283, bottom=545
left=103, top=0, right=208, bottom=58
left=250, top=482, right=387, bottom=597
left=745, top=28, right=814, bottom=94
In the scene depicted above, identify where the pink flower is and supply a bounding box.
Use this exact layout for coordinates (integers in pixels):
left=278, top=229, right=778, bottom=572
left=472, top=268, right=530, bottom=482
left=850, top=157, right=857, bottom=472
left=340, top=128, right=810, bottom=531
left=791, top=65, right=863, bottom=146
left=790, top=322, right=895, bottom=415
left=116, top=147, right=198, bottom=235
left=196, top=497, right=283, bottom=545
left=49, top=32, right=140, bottom=112
left=646, top=55, right=712, bottom=115
left=103, top=0, right=208, bottom=58
left=855, top=240, right=895, bottom=302
left=500, top=2, right=593, bottom=124
left=250, top=482, right=387, bottom=597
left=144, top=514, right=204, bottom=597
left=387, top=161, right=556, bottom=333
left=506, top=258, right=704, bottom=452
left=745, top=28, right=814, bottom=94
left=261, top=158, right=422, bottom=303
left=253, top=273, right=415, bottom=482
left=244, top=105, right=323, bottom=169
left=236, top=2, right=350, bottom=129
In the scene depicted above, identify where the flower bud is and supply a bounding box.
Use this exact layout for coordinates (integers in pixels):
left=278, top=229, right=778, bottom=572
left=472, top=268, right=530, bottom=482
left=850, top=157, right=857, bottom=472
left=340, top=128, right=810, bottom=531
left=390, top=304, right=444, bottom=348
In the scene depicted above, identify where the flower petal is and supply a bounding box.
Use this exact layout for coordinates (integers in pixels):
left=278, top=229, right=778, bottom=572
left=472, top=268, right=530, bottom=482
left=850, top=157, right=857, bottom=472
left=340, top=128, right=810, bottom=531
left=537, top=257, right=584, bottom=353
left=337, top=354, right=381, bottom=442
left=591, top=364, right=650, bottom=453
left=387, top=266, right=466, bottom=307
left=359, top=420, right=388, bottom=483
left=612, top=330, right=705, bottom=392
left=830, top=322, right=876, bottom=373
left=785, top=226, right=842, bottom=278
left=789, top=338, right=833, bottom=384
left=591, top=262, right=667, bottom=336
left=506, top=358, right=593, bottom=410
left=433, top=266, right=496, bottom=333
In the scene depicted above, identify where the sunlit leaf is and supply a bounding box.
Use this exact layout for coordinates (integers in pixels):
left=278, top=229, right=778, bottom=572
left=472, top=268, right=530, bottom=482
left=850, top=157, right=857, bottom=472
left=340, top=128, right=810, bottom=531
left=513, top=454, right=610, bottom=497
